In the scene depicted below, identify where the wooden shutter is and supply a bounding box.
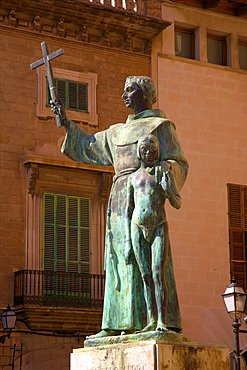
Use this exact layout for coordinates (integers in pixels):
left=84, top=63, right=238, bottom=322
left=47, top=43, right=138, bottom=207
left=57, top=79, right=66, bottom=106
left=43, top=193, right=55, bottom=272
left=80, top=197, right=90, bottom=274
left=78, top=83, right=88, bottom=112
left=46, top=78, right=88, bottom=112
left=227, top=184, right=247, bottom=290
left=244, top=187, right=247, bottom=230
left=228, top=184, right=242, bottom=229
left=43, top=193, right=90, bottom=273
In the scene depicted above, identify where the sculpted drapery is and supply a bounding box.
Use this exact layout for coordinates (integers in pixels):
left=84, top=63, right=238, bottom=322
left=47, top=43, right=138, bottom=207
left=61, top=108, right=188, bottom=333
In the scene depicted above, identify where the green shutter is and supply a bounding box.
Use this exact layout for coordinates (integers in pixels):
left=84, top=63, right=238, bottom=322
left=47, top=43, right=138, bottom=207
left=43, top=193, right=90, bottom=273
left=46, top=77, right=88, bottom=112
left=57, top=79, right=66, bottom=105
left=78, top=83, right=88, bottom=112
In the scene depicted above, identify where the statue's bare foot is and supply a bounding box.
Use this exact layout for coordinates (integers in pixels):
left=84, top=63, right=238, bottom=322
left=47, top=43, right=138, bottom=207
left=156, top=322, right=168, bottom=331
left=86, top=329, right=119, bottom=339
left=135, top=322, right=157, bottom=333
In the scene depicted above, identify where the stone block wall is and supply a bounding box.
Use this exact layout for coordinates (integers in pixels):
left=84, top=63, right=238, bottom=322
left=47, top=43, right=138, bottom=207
left=0, top=17, right=150, bottom=370
left=0, top=26, right=150, bottom=307
left=152, top=0, right=247, bottom=350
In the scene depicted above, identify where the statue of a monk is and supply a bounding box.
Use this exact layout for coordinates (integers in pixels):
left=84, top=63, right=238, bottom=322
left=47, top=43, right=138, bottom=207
left=53, top=76, right=188, bottom=337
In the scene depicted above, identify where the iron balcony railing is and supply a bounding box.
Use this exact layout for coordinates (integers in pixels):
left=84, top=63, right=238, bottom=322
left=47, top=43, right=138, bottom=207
left=14, top=270, right=105, bottom=309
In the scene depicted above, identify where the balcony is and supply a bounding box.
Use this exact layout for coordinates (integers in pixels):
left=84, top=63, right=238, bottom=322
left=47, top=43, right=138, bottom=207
left=14, top=270, right=105, bottom=334
left=0, top=0, right=170, bottom=55
left=14, top=270, right=105, bottom=309
left=77, top=0, right=162, bottom=18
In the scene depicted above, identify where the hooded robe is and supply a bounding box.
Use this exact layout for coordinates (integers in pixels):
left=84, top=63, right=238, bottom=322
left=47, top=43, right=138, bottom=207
left=61, top=109, right=188, bottom=332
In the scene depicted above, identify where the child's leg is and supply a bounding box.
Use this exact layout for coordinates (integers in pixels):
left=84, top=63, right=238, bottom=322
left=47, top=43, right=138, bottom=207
left=131, top=221, right=156, bottom=331
left=152, top=222, right=168, bottom=331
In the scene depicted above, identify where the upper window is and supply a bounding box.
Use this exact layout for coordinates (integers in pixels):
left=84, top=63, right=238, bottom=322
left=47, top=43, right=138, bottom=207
left=175, top=26, right=195, bottom=59
left=207, top=33, right=227, bottom=66
left=36, top=66, right=98, bottom=126
left=227, top=183, right=247, bottom=291
left=47, top=78, right=88, bottom=113
left=239, top=39, right=247, bottom=71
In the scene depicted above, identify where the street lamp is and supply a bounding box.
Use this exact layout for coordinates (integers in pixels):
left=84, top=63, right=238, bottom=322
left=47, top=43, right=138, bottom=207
left=0, top=305, right=17, bottom=344
left=222, top=279, right=247, bottom=370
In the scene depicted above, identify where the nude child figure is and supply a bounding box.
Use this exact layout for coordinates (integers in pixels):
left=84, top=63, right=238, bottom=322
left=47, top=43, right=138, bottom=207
left=125, top=134, right=181, bottom=332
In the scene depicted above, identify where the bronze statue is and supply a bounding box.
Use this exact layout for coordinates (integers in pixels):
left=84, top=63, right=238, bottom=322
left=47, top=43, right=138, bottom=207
left=125, top=134, right=182, bottom=333
left=52, top=75, right=188, bottom=337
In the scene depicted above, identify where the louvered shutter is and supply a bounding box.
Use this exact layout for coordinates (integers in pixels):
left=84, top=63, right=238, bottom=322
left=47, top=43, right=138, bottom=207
left=227, top=184, right=247, bottom=290
left=46, top=78, right=88, bottom=112
left=228, top=185, right=242, bottom=229
left=229, top=231, right=245, bottom=288
left=57, top=79, right=66, bottom=106
left=43, top=193, right=56, bottom=271
left=43, top=193, right=90, bottom=273
left=244, top=187, right=247, bottom=231
left=78, top=83, right=88, bottom=112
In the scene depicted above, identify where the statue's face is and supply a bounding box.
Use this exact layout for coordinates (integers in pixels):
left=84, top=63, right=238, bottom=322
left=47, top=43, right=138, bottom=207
left=122, top=81, right=144, bottom=111
left=139, top=142, right=159, bottom=166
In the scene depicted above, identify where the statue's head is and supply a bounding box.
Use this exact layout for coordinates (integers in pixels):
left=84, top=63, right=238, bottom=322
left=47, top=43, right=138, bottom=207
left=137, top=134, right=160, bottom=165
left=122, top=76, right=157, bottom=114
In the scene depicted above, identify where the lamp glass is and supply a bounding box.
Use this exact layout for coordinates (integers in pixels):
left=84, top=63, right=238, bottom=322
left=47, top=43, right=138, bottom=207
left=222, top=284, right=247, bottom=314
left=1, top=306, right=17, bottom=330
left=223, top=293, right=236, bottom=313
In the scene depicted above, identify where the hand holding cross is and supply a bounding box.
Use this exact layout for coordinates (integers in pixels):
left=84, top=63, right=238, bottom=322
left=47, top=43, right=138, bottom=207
left=30, top=41, right=65, bottom=127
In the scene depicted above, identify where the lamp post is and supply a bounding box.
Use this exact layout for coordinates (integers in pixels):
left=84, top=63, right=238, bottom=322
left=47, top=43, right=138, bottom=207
left=222, top=279, right=247, bottom=370
left=0, top=305, right=17, bottom=344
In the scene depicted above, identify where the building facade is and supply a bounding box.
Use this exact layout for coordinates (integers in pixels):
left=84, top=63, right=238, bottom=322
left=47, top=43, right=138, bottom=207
left=0, top=0, right=168, bottom=368
left=151, top=0, right=247, bottom=355
left=0, top=0, right=247, bottom=368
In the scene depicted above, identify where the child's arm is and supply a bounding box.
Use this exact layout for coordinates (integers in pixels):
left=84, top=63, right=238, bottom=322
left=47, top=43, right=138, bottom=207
left=159, top=165, right=182, bottom=209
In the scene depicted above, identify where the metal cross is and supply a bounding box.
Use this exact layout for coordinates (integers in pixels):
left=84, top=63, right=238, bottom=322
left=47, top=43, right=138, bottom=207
left=30, top=41, right=64, bottom=127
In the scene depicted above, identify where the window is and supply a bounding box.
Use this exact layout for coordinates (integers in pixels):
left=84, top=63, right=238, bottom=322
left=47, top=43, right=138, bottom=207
left=47, top=78, right=88, bottom=113
left=19, top=156, right=112, bottom=314
left=227, top=183, right=247, bottom=291
left=42, top=192, right=91, bottom=304
left=175, top=26, right=195, bottom=59
left=23, top=155, right=112, bottom=274
left=36, top=66, right=98, bottom=126
left=43, top=193, right=90, bottom=274
left=239, top=40, right=247, bottom=71
left=207, top=33, right=227, bottom=66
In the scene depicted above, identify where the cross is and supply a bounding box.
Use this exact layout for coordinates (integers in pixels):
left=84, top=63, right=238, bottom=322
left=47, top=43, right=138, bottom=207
left=30, top=41, right=64, bottom=127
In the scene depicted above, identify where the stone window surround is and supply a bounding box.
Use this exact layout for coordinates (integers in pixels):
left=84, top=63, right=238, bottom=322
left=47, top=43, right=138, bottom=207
left=161, top=2, right=247, bottom=70
left=36, top=66, right=98, bottom=126
left=172, top=22, right=246, bottom=69
left=174, top=25, right=195, bottom=60
left=21, top=153, right=113, bottom=275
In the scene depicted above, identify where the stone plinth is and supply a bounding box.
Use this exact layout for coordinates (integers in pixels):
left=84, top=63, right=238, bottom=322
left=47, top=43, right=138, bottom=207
left=71, top=332, right=229, bottom=370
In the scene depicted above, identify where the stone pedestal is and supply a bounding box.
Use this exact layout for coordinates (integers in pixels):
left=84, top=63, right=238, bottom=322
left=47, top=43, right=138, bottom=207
left=70, top=332, right=229, bottom=370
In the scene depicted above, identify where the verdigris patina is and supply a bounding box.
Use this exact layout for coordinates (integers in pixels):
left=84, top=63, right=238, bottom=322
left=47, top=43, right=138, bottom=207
left=125, top=134, right=182, bottom=333
left=52, top=76, right=188, bottom=338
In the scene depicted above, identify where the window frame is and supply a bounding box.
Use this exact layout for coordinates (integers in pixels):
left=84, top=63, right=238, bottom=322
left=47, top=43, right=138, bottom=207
left=22, top=152, right=113, bottom=275
left=175, top=25, right=195, bottom=60
left=46, top=77, right=88, bottom=113
left=43, top=192, right=91, bottom=274
left=36, top=66, right=98, bottom=126
left=238, top=38, right=247, bottom=71
left=207, top=32, right=227, bottom=66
